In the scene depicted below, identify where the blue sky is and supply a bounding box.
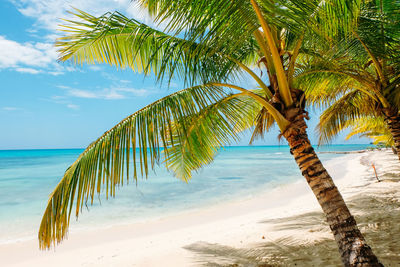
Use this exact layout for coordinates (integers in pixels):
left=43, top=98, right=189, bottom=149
left=0, top=0, right=369, bottom=150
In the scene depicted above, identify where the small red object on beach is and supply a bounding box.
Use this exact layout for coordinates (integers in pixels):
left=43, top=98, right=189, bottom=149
left=372, top=163, right=380, bottom=182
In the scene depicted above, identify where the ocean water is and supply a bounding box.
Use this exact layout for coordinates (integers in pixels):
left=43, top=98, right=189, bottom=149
left=0, top=144, right=371, bottom=243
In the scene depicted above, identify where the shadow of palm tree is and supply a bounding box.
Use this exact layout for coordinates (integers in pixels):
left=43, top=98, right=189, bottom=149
left=184, top=178, right=400, bottom=266
left=184, top=237, right=340, bottom=267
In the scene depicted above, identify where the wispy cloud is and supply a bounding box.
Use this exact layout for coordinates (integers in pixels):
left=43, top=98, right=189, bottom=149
left=115, top=87, right=149, bottom=97
left=88, top=65, right=102, bottom=71
left=42, top=95, right=80, bottom=110
left=66, top=104, right=80, bottom=110
left=15, top=67, right=42, bottom=74
left=67, top=87, right=153, bottom=100
left=119, top=79, right=131, bottom=84
left=56, top=84, right=157, bottom=100
left=68, top=89, right=98, bottom=99
left=2, top=107, right=20, bottom=111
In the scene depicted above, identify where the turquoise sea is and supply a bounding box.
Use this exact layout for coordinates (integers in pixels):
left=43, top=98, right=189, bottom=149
left=0, top=144, right=371, bottom=243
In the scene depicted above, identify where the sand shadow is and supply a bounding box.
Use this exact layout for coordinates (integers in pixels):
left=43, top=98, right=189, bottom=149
left=184, top=187, right=400, bottom=267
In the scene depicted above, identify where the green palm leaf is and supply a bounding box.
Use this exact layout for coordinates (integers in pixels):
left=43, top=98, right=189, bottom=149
left=345, top=116, right=393, bottom=147
left=317, top=90, right=378, bottom=144
left=38, top=84, right=244, bottom=249
left=57, top=8, right=256, bottom=85
left=249, top=107, right=276, bottom=144
left=165, top=93, right=261, bottom=180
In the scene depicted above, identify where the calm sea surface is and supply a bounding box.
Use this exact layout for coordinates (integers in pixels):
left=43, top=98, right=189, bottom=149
left=0, top=144, right=371, bottom=243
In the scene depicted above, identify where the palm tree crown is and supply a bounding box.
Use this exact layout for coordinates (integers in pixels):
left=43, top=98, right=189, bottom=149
left=296, top=0, right=400, bottom=154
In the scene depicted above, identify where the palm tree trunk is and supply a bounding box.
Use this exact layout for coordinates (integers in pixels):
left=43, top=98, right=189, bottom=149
left=282, top=109, right=382, bottom=267
left=383, top=108, right=400, bottom=160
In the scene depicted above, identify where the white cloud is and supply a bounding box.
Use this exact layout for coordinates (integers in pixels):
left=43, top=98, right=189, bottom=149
left=5, top=1, right=162, bottom=75
left=2, top=107, right=19, bottom=111
left=63, top=86, right=155, bottom=100
left=42, top=95, right=80, bottom=110
left=103, top=90, right=125, bottom=100
left=88, top=65, right=102, bottom=71
left=116, top=87, right=149, bottom=97
left=11, top=0, right=153, bottom=32
left=0, top=36, right=56, bottom=68
left=48, top=71, right=64, bottom=76
left=67, top=104, right=80, bottom=110
left=15, top=67, right=42, bottom=74
left=68, top=89, right=98, bottom=99
left=55, top=86, right=69, bottom=90
left=0, top=35, right=69, bottom=75
left=119, top=79, right=131, bottom=84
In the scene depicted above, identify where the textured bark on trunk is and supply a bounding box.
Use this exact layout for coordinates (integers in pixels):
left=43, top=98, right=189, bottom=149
left=383, top=108, right=400, bottom=160
left=282, top=109, right=382, bottom=267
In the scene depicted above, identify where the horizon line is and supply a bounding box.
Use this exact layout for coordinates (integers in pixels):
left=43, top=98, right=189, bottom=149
left=0, top=143, right=374, bottom=151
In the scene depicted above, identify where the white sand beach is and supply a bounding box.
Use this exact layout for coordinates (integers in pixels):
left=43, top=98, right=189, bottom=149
left=1, top=149, right=399, bottom=266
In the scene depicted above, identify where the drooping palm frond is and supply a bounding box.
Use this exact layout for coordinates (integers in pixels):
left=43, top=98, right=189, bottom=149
left=249, top=107, right=275, bottom=144
left=38, top=84, right=259, bottom=249
left=165, top=92, right=261, bottom=180
left=57, top=9, right=258, bottom=85
left=317, top=90, right=379, bottom=144
left=345, top=116, right=393, bottom=147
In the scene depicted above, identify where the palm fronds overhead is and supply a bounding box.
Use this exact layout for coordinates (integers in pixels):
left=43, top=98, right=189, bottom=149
left=57, top=8, right=258, bottom=85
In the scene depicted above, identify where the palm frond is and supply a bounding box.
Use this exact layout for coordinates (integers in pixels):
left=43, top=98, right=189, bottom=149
left=138, top=0, right=258, bottom=45
left=38, top=84, right=241, bottom=249
left=345, top=116, right=393, bottom=147
left=165, top=93, right=261, bottom=180
left=249, top=107, right=275, bottom=144
left=261, top=0, right=362, bottom=38
left=296, top=65, right=371, bottom=109
left=317, top=90, right=378, bottom=144
left=57, top=9, right=257, bottom=85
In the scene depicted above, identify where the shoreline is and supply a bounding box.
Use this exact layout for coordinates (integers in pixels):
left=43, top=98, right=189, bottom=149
left=0, top=149, right=398, bottom=266
left=0, top=149, right=346, bottom=245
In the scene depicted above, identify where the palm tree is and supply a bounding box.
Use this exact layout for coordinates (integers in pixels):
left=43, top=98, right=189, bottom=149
left=345, top=116, right=395, bottom=151
left=297, top=0, right=400, bottom=160
left=39, top=1, right=382, bottom=265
